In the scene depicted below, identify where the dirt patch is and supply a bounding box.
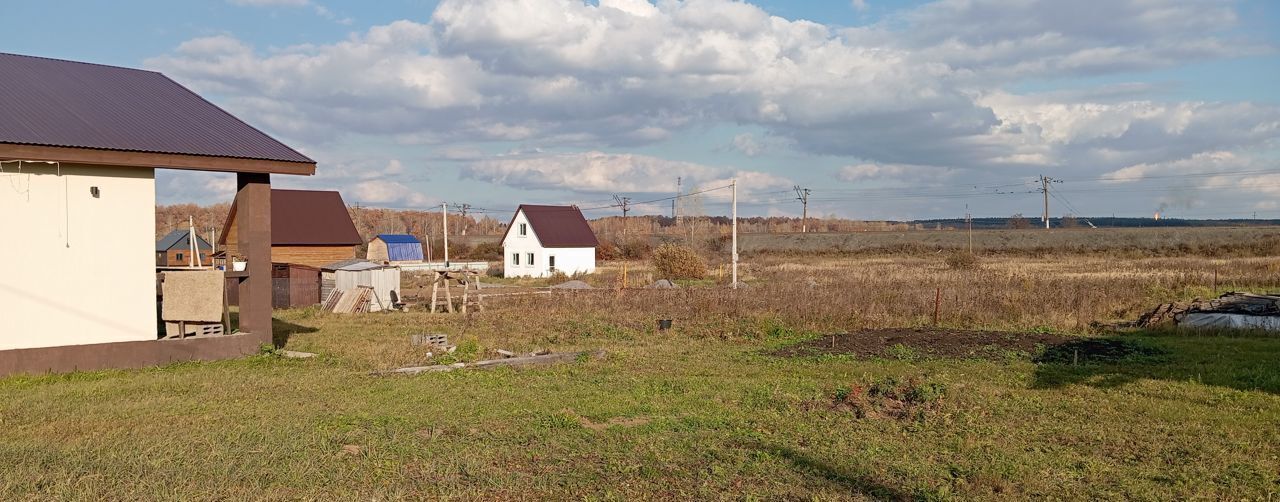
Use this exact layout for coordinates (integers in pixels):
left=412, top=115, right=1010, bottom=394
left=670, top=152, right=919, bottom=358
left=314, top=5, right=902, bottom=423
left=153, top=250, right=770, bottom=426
left=776, top=328, right=1071, bottom=360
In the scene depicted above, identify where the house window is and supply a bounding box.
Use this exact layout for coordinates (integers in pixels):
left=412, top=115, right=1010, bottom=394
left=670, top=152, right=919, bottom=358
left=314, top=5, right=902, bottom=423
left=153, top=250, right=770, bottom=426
left=519, top=223, right=527, bottom=236
left=176, top=252, right=184, bottom=261
left=527, top=253, right=535, bottom=266
left=549, top=255, right=556, bottom=270
left=512, top=253, right=520, bottom=266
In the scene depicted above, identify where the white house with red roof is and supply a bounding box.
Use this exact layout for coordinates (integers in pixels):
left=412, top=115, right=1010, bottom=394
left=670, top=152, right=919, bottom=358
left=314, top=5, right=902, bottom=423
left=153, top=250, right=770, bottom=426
left=501, top=205, right=599, bottom=278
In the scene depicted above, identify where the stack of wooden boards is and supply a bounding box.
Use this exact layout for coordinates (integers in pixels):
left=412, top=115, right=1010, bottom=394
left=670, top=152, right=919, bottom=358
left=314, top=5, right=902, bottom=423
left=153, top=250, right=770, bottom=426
left=160, top=270, right=227, bottom=339
left=322, top=286, right=376, bottom=314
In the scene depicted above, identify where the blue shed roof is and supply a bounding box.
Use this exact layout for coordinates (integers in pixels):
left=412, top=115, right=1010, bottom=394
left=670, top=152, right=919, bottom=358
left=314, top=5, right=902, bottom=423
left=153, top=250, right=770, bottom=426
left=376, top=234, right=421, bottom=244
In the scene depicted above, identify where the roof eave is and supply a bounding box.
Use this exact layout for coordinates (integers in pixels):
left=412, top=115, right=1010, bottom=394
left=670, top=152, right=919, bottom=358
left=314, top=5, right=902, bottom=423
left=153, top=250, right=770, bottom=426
left=0, top=143, right=315, bottom=175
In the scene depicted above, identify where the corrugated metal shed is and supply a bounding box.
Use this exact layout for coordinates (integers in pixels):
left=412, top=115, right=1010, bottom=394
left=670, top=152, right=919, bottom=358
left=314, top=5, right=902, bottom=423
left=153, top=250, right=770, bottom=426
left=0, top=52, right=313, bottom=164
left=375, top=234, right=424, bottom=262
left=319, top=259, right=400, bottom=311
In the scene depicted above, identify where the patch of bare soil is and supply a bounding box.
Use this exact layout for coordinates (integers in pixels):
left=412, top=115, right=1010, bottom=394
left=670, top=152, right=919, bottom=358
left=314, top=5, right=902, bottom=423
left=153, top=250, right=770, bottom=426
left=562, top=409, right=651, bottom=432
left=776, top=328, right=1071, bottom=359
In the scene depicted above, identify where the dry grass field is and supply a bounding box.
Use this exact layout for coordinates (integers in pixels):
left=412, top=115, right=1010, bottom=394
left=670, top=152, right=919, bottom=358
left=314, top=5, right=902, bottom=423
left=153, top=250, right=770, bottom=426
left=737, top=225, right=1280, bottom=257
left=2, top=227, right=1279, bottom=499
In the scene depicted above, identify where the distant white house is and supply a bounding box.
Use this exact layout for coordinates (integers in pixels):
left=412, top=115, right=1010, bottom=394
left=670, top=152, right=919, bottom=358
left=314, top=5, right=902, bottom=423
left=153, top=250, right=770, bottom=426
left=501, top=205, right=599, bottom=278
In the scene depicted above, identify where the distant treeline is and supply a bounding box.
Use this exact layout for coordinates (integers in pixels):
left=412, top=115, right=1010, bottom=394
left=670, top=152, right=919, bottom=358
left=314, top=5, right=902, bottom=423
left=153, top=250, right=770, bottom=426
left=916, top=216, right=1280, bottom=230
left=157, top=203, right=1280, bottom=248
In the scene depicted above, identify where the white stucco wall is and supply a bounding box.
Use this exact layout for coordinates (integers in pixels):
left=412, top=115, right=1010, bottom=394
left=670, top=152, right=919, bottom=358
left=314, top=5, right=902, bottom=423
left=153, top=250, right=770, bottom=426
left=502, top=210, right=596, bottom=278
left=0, top=163, right=157, bottom=350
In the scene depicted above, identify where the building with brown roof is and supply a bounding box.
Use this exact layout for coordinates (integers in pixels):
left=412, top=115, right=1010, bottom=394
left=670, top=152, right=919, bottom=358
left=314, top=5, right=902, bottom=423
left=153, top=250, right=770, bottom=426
left=219, top=189, right=362, bottom=268
left=501, top=205, right=599, bottom=278
left=0, top=52, right=314, bottom=375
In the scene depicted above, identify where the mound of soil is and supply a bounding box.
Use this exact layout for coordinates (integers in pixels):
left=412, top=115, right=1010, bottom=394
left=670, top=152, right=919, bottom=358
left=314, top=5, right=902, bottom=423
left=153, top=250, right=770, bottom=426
left=776, top=328, right=1070, bottom=359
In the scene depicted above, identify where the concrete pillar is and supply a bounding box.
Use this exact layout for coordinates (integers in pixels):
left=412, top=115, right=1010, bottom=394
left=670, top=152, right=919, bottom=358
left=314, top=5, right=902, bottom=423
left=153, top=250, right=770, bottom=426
left=235, top=172, right=273, bottom=345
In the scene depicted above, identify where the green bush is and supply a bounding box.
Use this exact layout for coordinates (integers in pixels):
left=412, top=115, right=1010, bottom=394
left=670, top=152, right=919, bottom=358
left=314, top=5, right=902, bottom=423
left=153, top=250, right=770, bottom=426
left=651, top=244, right=707, bottom=280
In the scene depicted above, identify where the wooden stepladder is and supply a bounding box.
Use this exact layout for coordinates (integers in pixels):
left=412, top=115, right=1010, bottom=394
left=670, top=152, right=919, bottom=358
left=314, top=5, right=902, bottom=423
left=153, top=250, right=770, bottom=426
left=460, top=271, right=483, bottom=314
left=429, top=270, right=483, bottom=314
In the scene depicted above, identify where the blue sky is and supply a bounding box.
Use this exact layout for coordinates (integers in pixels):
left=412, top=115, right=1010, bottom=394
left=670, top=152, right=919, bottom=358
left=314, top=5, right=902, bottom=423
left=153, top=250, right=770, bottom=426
left=4, top=0, right=1279, bottom=220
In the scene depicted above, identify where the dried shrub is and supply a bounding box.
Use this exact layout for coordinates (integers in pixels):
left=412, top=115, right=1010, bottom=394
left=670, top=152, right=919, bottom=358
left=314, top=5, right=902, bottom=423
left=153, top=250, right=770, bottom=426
left=829, top=375, right=947, bottom=420
left=596, top=242, right=620, bottom=261
left=651, top=244, right=707, bottom=280
left=944, top=252, right=980, bottom=270
left=620, top=240, right=653, bottom=260
left=464, top=242, right=503, bottom=260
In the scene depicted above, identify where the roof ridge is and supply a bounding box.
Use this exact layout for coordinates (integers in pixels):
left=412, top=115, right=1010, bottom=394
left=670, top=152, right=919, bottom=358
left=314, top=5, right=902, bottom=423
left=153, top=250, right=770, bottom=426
left=0, top=52, right=163, bottom=74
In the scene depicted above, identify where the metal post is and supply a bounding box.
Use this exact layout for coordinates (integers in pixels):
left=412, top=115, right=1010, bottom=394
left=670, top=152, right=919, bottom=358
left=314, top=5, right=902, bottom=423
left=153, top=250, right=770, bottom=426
left=731, top=179, right=738, bottom=289
left=441, top=203, right=450, bottom=268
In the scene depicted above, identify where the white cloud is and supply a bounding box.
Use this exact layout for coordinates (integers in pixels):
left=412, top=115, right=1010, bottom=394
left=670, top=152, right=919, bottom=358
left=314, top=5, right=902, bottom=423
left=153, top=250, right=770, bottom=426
left=349, top=179, right=435, bottom=207
left=462, top=151, right=789, bottom=195
left=147, top=0, right=1280, bottom=195
left=837, top=163, right=957, bottom=183
left=851, top=0, right=868, bottom=13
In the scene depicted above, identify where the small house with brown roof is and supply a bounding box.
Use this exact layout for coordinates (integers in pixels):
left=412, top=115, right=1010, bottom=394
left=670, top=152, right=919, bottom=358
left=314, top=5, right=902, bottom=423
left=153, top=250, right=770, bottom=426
left=501, top=205, right=599, bottom=278
left=219, top=189, right=362, bottom=268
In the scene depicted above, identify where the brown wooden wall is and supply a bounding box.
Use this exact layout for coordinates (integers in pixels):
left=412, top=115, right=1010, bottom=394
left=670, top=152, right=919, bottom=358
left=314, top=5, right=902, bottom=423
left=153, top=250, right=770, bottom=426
left=272, top=246, right=356, bottom=268
left=271, top=263, right=320, bottom=308
left=156, top=249, right=213, bottom=267
left=366, top=238, right=388, bottom=262
left=222, top=208, right=355, bottom=268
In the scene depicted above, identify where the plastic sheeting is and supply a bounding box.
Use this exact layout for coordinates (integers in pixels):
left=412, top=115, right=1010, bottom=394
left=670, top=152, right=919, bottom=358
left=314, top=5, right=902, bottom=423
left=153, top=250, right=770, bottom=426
left=1180, top=313, right=1280, bottom=331
left=386, top=242, right=424, bottom=262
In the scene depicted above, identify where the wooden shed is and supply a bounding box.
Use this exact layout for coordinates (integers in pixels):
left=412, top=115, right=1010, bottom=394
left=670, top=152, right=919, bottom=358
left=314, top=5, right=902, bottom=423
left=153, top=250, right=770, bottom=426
left=367, top=234, right=424, bottom=263
left=219, top=189, right=363, bottom=268
left=272, top=263, right=321, bottom=308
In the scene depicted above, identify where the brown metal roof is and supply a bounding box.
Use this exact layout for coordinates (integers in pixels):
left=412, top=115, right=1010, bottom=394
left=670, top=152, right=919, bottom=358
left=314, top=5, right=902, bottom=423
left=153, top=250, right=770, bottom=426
left=0, top=52, right=313, bottom=164
left=220, top=189, right=362, bottom=246
left=505, top=205, right=600, bottom=248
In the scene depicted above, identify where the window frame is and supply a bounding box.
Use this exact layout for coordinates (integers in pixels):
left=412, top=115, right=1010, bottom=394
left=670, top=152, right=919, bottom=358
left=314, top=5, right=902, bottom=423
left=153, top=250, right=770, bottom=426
left=527, top=252, right=535, bottom=266
left=512, top=253, right=520, bottom=266
left=518, top=223, right=527, bottom=237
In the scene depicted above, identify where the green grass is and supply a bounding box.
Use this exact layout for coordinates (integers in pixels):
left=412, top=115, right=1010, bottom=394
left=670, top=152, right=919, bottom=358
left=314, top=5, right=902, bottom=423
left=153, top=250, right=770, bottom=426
left=1, top=312, right=1278, bottom=500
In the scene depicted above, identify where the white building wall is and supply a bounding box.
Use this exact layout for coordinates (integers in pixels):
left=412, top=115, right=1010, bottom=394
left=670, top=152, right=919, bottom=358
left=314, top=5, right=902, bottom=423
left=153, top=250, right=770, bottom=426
left=501, top=210, right=596, bottom=278
left=0, top=163, right=157, bottom=350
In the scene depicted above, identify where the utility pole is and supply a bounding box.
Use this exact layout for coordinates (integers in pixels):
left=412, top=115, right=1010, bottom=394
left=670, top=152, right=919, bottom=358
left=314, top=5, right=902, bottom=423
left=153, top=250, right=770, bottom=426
left=1038, top=175, right=1060, bottom=229
left=441, top=203, right=449, bottom=268
left=794, top=185, right=811, bottom=233
left=452, top=203, right=472, bottom=235
left=675, top=177, right=683, bottom=226
left=965, top=204, right=972, bottom=254
left=731, top=179, right=739, bottom=289
left=613, top=194, right=632, bottom=288
left=612, top=194, right=632, bottom=234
